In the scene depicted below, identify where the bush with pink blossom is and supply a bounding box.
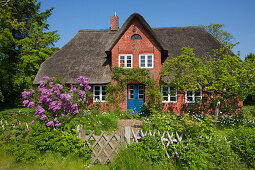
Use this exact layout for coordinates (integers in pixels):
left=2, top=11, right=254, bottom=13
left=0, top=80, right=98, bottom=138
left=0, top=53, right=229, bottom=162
left=22, top=76, right=91, bottom=128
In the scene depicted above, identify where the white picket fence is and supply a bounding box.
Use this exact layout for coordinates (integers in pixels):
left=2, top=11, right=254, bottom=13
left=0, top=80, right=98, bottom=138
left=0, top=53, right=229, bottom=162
left=77, top=126, right=185, bottom=164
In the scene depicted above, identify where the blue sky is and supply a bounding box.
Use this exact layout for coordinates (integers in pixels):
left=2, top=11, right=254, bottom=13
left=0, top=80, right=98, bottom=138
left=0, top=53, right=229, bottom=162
left=40, top=0, right=255, bottom=60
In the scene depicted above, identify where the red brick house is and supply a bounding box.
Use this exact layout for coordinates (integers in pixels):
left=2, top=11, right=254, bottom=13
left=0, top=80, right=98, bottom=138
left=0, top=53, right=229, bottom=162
left=34, top=13, right=229, bottom=113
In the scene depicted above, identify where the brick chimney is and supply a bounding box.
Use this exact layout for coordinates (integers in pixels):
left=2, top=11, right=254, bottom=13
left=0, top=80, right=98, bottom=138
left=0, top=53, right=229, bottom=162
left=110, top=12, right=119, bottom=31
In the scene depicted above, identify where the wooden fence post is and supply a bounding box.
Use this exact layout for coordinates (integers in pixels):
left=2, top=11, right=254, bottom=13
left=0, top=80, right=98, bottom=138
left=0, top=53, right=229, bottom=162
left=124, top=126, right=131, bottom=145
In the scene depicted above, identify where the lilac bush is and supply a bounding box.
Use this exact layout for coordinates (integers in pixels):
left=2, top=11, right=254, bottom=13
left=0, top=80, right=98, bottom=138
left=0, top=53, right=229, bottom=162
left=22, top=76, right=91, bottom=128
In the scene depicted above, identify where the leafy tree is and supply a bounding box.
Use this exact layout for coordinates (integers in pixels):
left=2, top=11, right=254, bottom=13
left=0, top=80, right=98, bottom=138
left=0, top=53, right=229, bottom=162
left=201, top=24, right=234, bottom=46
left=243, top=53, right=255, bottom=103
left=0, top=0, right=59, bottom=105
left=162, top=46, right=251, bottom=127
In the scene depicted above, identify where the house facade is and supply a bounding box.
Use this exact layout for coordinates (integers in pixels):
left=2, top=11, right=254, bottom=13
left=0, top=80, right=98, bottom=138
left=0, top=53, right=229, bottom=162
left=34, top=13, right=230, bottom=113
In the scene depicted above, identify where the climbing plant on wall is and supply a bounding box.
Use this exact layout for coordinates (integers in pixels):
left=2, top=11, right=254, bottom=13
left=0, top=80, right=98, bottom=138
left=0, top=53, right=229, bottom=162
left=106, top=67, right=162, bottom=112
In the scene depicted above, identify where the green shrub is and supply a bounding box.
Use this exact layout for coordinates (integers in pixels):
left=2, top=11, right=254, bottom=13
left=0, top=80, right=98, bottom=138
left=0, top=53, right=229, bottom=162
left=172, top=135, right=246, bottom=169
left=13, top=144, right=39, bottom=163
left=229, top=126, right=255, bottom=168
left=143, top=112, right=214, bottom=137
left=111, top=136, right=169, bottom=170
left=0, top=121, right=92, bottom=163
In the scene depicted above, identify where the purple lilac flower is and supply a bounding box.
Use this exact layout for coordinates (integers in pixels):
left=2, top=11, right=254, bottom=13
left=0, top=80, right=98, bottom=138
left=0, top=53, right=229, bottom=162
left=30, top=120, right=35, bottom=124
left=22, top=91, right=31, bottom=99
left=30, top=89, right=35, bottom=94
left=60, top=94, right=71, bottom=101
left=42, top=76, right=50, bottom=81
left=78, top=90, right=85, bottom=97
left=55, top=84, right=63, bottom=90
left=23, top=100, right=29, bottom=107
left=54, top=118, right=59, bottom=124
left=61, top=114, right=65, bottom=117
left=50, top=77, right=55, bottom=81
left=39, top=81, right=45, bottom=88
left=54, top=89, right=60, bottom=96
left=40, top=114, right=47, bottom=120
left=27, top=102, right=35, bottom=108
left=46, top=121, right=54, bottom=128
left=87, top=85, right=91, bottom=91
left=49, top=82, right=54, bottom=88
left=36, top=105, right=45, bottom=114
left=55, top=123, right=61, bottom=127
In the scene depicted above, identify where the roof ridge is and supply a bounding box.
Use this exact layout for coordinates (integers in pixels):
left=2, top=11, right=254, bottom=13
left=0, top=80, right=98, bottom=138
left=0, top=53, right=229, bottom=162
left=79, top=29, right=110, bottom=32
left=152, top=26, right=202, bottom=30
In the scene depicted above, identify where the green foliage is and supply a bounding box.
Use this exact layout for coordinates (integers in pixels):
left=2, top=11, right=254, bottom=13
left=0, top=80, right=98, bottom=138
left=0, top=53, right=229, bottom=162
left=172, top=135, right=246, bottom=169
left=111, top=136, right=168, bottom=169
left=162, top=46, right=251, bottom=116
left=229, top=126, right=255, bottom=168
left=0, top=0, right=59, bottom=105
left=201, top=23, right=234, bottom=45
left=66, top=109, right=118, bottom=134
left=0, top=121, right=91, bottom=163
left=13, top=144, right=39, bottom=163
left=106, top=67, right=162, bottom=113
left=143, top=112, right=214, bottom=137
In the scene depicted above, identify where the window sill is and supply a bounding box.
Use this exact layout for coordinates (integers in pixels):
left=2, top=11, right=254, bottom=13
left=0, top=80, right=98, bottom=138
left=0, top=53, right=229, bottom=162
left=93, top=100, right=107, bottom=103
left=162, top=101, right=177, bottom=103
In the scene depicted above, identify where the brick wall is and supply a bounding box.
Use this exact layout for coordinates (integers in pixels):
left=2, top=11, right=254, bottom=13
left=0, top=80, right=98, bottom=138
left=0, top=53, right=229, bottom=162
left=111, top=18, right=161, bottom=111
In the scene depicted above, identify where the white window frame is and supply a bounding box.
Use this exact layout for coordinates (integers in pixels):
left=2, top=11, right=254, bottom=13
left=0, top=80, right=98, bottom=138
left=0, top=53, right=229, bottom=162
left=139, top=54, right=154, bottom=68
left=185, top=89, right=202, bottom=103
left=118, top=54, right=133, bottom=68
left=93, top=85, right=107, bottom=102
left=161, top=85, right=177, bottom=103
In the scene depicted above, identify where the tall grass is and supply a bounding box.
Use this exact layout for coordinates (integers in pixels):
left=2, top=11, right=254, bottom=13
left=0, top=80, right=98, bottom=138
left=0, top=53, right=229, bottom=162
left=0, top=150, right=88, bottom=170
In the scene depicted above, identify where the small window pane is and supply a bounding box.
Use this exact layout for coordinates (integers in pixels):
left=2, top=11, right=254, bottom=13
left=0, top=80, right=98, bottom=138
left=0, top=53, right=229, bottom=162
left=163, top=97, right=168, bottom=101
left=129, top=85, right=134, bottom=99
left=102, top=95, right=106, bottom=101
left=95, top=86, right=100, bottom=90
left=120, top=56, right=125, bottom=60
left=187, top=91, right=193, bottom=97
left=187, top=97, right=193, bottom=101
left=120, top=60, right=124, bottom=67
left=95, top=91, right=100, bottom=95
left=163, top=91, right=168, bottom=97
left=127, top=56, right=131, bottom=60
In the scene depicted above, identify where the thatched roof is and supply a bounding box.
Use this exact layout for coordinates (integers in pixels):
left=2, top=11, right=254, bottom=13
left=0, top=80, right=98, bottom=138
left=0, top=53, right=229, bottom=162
left=34, top=13, right=222, bottom=84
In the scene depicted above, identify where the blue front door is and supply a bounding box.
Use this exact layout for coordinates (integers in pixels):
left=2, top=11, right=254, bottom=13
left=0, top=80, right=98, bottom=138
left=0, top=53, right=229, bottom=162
left=127, top=84, right=145, bottom=113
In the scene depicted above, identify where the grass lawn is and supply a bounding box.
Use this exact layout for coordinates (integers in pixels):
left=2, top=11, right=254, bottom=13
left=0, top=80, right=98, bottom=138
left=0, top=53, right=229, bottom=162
left=0, top=105, right=34, bottom=113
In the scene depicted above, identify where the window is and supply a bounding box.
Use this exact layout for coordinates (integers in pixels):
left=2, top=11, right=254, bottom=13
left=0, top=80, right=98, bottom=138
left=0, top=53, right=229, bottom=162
left=139, top=54, right=154, bottom=68
left=185, top=90, right=202, bottom=103
left=131, top=34, right=142, bottom=40
left=119, top=54, right=133, bottom=68
left=138, top=85, right=144, bottom=99
left=128, top=85, right=134, bottom=99
left=93, top=85, right=106, bottom=102
left=161, top=86, right=177, bottom=103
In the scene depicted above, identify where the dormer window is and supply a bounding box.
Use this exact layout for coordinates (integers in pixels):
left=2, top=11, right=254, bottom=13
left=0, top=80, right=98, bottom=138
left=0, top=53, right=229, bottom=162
left=131, top=34, right=142, bottom=40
